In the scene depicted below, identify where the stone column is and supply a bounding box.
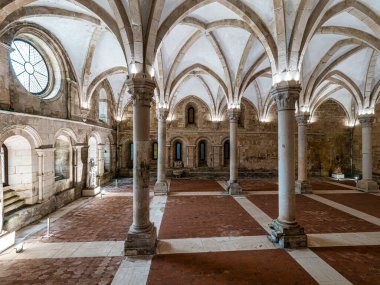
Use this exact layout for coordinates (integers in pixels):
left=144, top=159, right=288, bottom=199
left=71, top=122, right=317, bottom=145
left=186, top=145, right=195, bottom=168
left=227, top=108, right=241, bottom=195
left=36, top=148, right=55, bottom=203
left=0, top=150, right=4, bottom=233
left=125, top=75, right=157, bottom=255
left=268, top=81, right=307, bottom=248
left=73, top=144, right=86, bottom=192
left=295, top=114, right=312, bottom=194
left=154, top=108, right=169, bottom=195
left=0, top=42, right=11, bottom=110
left=97, top=144, right=105, bottom=178
left=357, top=114, right=379, bottom=192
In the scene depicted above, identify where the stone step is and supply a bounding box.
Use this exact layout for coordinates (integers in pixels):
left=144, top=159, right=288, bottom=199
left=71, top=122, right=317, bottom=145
left=4, top=195, right=22, bottom=207
left=4, top=199, right=25, bottom=214
left=3, top=189, right=17, bottom=200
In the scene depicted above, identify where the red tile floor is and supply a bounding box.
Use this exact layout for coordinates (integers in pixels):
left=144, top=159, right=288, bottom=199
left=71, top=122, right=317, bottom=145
left=1, top=178, right=379, bottom=285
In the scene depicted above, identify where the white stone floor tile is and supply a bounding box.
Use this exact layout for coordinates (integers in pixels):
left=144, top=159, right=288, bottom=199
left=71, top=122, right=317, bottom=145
left=325, top=181, right=356, bottom=190
left=305, top=194, right=380, bottom=226
left=150, top=195, right=167, bottom=234
left=312, top=190, right=357, bottom=194
left=168, top=191, right=226, bottom=196
left=0, top=241, right=124, bottom=260
left=111, top=256, right=152, bottom=285
left=233, top=196, right=273, bottom=233
left=157, top=235, right=275, bottom=254
left=287, top=248, right=352, bottom=285
left=308, top=232, right=380, bottom=247
left=244, top=190, right=278, bottom=195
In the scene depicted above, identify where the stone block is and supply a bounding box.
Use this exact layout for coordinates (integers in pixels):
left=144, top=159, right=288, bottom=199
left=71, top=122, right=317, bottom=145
left=82, top=187, right=100, bottom=196
left=154, top=181, right=168, bottom=195
left=268, top=219, right=307, bottom=248
left=295, top=180, right=312, bottom=194
left=356, top=180, right=379, bottom=193
left=0, top=231, right=15, bottom=253
left=125, top=224, right=157, bottom=256
left=228, top=182, right=242, bottom=195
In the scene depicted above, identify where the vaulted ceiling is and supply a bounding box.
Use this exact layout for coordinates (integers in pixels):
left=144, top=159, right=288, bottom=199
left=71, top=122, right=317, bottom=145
left=1, top=0, right=380, bottom=125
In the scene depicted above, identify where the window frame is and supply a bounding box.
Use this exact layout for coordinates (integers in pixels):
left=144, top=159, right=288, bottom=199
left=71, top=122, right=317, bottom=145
left=1, top=145, right=9, bottom=186
left=175, top=142, right=182, bottom=161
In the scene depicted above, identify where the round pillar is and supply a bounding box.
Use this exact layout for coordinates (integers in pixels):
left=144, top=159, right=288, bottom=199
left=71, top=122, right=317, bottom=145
left=154, top=108, right=169, bottom=195
left=268, top=80, right=307, bottom=248
left=125, top=75, right=157, bottom=255
left=357, top=114, right=379, bottom=192
left=227, top=108, right=241, bottom=195
left=295, top=114, right=312, bottom=194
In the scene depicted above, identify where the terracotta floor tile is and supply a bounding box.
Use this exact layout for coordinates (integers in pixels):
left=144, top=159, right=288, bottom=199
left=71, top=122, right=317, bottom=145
left=159, top=196, right=266, bottom=239
left=170, top=179, right=224, bottom=192
left=312, top=246, right=380, bottom=285
left=311, top=181, right=348, bottom=190
left=0, top=257, right=122, bottom=285
left=31, top=197, right=133, bottom=242
left=240, top=180, right=278, bottom=191
left=148, top=250, right=318, bottom=285
left=318, top=193, right=380, bottom=218
left=248, top=195, right=380, bottom=233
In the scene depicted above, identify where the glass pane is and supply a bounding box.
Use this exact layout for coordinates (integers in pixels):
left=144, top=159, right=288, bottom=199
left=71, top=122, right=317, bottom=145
left=224, top=142, right=230, bottom=159
left=176, top=143, right=181, bottom=160
left=1, top=146, right=4, bottom=184
left=99, top=101, right=107, bottom=122
left=130, top=143, right=134, bottom=161
left=10, top=39, right=49, bottom=95
left=200, top=143, right=205, bottom=160
left=153, top=143, right=158, bottom=160
left=188, top=108, right=194, bottom=124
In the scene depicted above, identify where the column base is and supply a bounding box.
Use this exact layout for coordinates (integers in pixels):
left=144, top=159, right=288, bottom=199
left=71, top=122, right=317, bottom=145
left=268, top=219, right=307, bottom=248
left=356, top=179, right=379, bottom=193
left=125, top=223, right=157, bottom=256
left=295, top=180, right=312, bottom=194
left=154, top=181, right=168, bottom=195
left=82, top=187, right=100, bottom=197
left=228, top=181, right=242, bottom=195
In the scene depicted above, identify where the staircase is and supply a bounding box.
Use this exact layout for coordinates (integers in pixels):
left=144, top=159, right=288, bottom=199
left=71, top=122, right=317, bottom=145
left=3, top=189, right=25, bottom=214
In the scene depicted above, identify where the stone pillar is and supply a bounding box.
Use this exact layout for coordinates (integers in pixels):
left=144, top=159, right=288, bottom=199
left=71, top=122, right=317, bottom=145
left=357, top=114, right=379, bottom=192
left=0, top=42, right=11, bottom=110
left=0, top=150, right=4, bottom=233
left=125, top=75, right=157, bottom=255
left=213, top=145, right=222, bottom=168
left=73, top=144, right=86, bottom=191
left=186, top=145, right=195, bottom=168
left=268, top=81, right=307, bottom=248
left=35, top=148, right=55, bottom=203
left=97, top=144, right=105, bottom=177
left=295, top=114, right=312, bottom=194
left=154, top=108, right=169, bottom=195
left=227, top=108, right=241, bottom=195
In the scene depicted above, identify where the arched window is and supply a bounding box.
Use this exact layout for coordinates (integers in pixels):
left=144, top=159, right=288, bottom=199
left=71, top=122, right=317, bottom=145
left=10, top=39, right=49, bottom=95
left=152, top=142, right=158, bottom=160
left=1, top=145, right=9, bottom=186
left=99, top=89, right=108, bottom=123
left=54, top=136, right=71, bottom=181
left=199, top=141, right=207, bottom=166
left=188, top=107, right=195, bottom=125
left=175, top=142, right=182, bottom=161
left=130, top=143, right=134, bottom=161
left=224, top=140, right=230, bottom=165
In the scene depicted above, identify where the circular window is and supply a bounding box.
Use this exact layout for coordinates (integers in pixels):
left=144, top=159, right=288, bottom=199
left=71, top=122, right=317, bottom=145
left=10, top=39, right=49, bottom=95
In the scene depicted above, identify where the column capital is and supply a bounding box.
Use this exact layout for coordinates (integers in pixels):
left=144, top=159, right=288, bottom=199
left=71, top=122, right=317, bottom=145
left=271, top=80, right=301, bottom=111
left=227, top=108, right=241, bottom=122
left=358, top=114, right=375, bottom=128
left=126, top=75, right=156, bottom=107
left=156, top=107, right=169, bottom=121
left=295, top=113, right=310, bottom=126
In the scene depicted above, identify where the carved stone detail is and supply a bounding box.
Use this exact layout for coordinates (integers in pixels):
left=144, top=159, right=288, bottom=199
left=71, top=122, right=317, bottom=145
left=295, top=113, right=310, bottom=126
left=227, top=108, right=241, bottom=122
left=271, top=81, right=301, bottom=111
left=358, top=114, right=375, bottom=128
left=126, top=75, right=156, bottom=107
left=156, top=107, right=169, bottom=121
